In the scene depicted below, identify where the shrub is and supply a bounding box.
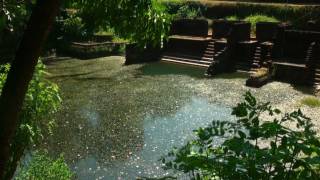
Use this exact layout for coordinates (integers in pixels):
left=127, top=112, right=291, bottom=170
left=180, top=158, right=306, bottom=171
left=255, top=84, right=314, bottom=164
left=161, top=0, right=320, bottom=29
left=161, top=92, right=320, bottom=179
left=226, top=15, right=239, bottom=21
left=0, top=61, right=62, bottom=179
left=62, top=15, right=86, bottom=41
left=244, top=14, right=279, bottom=34
left=16, top=152, right=73, bottom=180
left=301, top=97, right=320, bottom=108
left=174, top=4, right=202, bottom=19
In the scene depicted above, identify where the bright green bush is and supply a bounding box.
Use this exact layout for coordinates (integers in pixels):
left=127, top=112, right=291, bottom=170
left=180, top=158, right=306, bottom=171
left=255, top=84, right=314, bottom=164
left=162, top=92, right=320, bottom=179
left=0, top=61, right=62, bottom=179
left=16, top=152, right=73, bottom=180
left=244, top=14, right=279, bottom=34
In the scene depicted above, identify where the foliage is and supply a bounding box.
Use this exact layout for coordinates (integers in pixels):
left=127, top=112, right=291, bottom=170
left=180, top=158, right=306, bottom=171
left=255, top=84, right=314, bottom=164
left=301, top=97, right=320, bottom=108
left=244, top=14, right=279, bottom=34
left=0, top=0, right=33, bottom=61
left=161, top=0, right=320, bottom=3
left=161, top=0, right=320, bottom=29
left=62, top=15, right=86, bottom=41
left=16, top=152, right=73, bottom=180
left=226, top=15, right=239, bottom=21
left=173, top=5, right=202, bottom=19
left=0, top=0, right=31, bottom=33
left=0, top=61, right=62, bottom=179
left=71, top=0, right=171, bottom=48
left=161, top=92, right=320, bottom=179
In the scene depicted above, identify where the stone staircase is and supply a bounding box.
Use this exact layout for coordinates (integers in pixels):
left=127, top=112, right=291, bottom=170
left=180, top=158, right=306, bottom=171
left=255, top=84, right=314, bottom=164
left=250, top=45, right=262, bottom=74
left=161, top=38, right=215, bottom=68
left=305, top=42, right=320, bottom=92
left=313, top=63, right=320, bottom=92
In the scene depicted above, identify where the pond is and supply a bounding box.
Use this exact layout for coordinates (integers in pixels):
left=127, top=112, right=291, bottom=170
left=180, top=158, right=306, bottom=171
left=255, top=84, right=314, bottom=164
left=38, top=56, right=320, bottom=179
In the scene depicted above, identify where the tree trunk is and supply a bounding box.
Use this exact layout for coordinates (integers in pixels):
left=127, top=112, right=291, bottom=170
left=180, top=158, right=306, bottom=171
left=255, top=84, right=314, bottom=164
left=0, top=0, right=61, bottom=179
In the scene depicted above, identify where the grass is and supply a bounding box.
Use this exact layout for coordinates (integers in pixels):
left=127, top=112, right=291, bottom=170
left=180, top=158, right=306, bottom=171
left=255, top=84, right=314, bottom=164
left=301, top=96, right=320, bottom=108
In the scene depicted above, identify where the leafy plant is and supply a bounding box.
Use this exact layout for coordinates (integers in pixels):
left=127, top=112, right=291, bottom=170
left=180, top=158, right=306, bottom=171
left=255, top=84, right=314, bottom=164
left=174, top=5, right=202, bottom=19
left=62, top=15, right=86, bottom=41
left=226, top=15, right=239, bottom=21
left=16, top=152, right=73, bottom=180
left=73, top=0, right=171, bottom=48
left=301, top=97, right=320, bottom=108
left=161, top=92, right=320, bottom=179
left=0, top=61, right=62, bottom=179
left=244, top=14, right=279, bottom=34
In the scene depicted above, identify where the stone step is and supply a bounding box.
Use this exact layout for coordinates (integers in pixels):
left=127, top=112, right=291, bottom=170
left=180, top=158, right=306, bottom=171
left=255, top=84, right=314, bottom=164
left=203, top=50, right=214, bottom=54
left=162, top=52, right=203, bottom=60
left=162, top=55, right=212, bottom=65
left=161, top=58, right=210, bottom=68
left=203, top=56, right=214, bottom=59
left=201, top=56, right=213, bottom=61
left=203, top=52, right=214, bottom=56
left=204, top=49, right=214, bottom=53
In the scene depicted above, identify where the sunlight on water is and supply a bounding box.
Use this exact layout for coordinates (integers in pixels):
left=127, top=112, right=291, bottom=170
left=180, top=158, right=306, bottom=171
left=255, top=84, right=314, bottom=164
left=72, top=97, right=232, bottom=179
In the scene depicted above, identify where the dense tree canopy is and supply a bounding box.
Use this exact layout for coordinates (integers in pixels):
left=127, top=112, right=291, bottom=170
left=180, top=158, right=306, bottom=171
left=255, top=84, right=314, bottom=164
left=72, top=0, right=171, bottom=47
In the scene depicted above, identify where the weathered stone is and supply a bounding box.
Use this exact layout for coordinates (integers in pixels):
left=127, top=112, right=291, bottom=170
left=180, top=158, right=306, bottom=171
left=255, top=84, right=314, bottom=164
left=169, top=19, right=209, bottom=37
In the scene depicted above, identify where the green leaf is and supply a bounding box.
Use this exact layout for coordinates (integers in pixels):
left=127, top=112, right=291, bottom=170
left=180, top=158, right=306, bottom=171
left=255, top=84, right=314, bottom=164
left=238, top=131, right=246, bottom=139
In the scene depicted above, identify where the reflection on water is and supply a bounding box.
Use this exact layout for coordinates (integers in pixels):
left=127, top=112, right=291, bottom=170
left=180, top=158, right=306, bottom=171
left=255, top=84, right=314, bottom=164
left=72, top=97, right=232, bottom=179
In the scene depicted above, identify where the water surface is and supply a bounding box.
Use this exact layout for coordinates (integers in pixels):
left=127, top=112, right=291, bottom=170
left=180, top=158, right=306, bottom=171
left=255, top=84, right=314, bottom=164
left=39, top=56, right=319, bottom=179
